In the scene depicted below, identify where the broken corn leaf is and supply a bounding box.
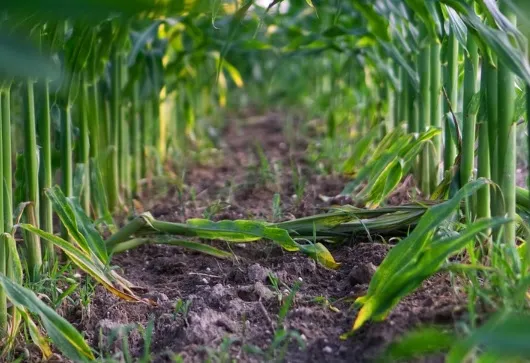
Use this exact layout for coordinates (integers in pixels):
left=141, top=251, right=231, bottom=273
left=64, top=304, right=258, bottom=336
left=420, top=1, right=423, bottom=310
left=299, top=243, right=340, bottom=269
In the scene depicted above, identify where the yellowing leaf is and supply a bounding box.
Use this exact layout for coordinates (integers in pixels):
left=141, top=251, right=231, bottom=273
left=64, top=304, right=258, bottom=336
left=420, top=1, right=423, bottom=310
left=299, top=243, right=340, bottom=269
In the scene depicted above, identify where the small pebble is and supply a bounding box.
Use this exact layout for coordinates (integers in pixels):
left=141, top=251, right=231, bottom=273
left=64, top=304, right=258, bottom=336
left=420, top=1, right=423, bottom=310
left=323, top=346, right=333, bottom=354
left=206, top=267, right=211, bottom=272
left=298, top=277, right=303, bottom=282
left=202, top=278, right=208, bottom=284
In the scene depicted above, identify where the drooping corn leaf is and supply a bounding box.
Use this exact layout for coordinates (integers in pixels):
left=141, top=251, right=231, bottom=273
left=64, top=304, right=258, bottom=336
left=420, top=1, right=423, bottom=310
left=0, top=274, right=95, bottom=361
left=351, top=128, right=440, bottom=206
left=44, top=185, right=108, bottom=263
left=159, top=239, right=234, bottom=259
left=365, top=159, right=404, bottom=208
left=144, top=217, right=339, bottom=268
left=153, top=218, right=300, bottom=251
left=18, top=223, right=145, bottom=303
left=354, top=216, right=509, bottom=330
left=443, top=0, right=530, bottom=85
left=352, top=179, right=491, bottom=330
left=330, top=210, right=426, bottom=236
left=20, top=309, right=53, bottom=360
left=111, top=237, right=233, bottom=259
left=444, top=5, right=468, bottom=51
left=3, top=233, right=23, bottom=284
left=342, top=125, right=380, bottom=174
left=0, top=234, right=24, bottom=356
left=298, top=243, right=340, bottom=269
left=274, top=211, right=357, bottom=235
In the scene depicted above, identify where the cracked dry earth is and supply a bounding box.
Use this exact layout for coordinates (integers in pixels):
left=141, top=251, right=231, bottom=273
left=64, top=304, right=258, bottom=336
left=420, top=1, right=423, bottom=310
left=71, top=113, right=463, bottom=362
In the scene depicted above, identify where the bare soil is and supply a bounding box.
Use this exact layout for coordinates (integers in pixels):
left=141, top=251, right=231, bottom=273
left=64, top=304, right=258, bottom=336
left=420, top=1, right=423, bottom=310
left=75, top=113, right=464, bottom=362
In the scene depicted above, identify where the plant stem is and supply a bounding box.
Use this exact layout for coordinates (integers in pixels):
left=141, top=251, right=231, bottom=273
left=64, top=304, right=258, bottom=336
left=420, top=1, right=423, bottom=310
left=142, top=100, right=152, bottom=179
left=89, top=84, right=100, bottom=161
left=497, top=2, right=518, bottom=268
left=485, top=58, right=498, bottom=217
left=418, top=45, right=431, bottom=195
left=2, top=88, right=12, bottom=233
left=0, top=90, right=5, bottom=337
left=444, top=32, right=459, bottom=172
left=38, top=81, right=54, bottom=261
left=131, top=82, right=142, bottom=195
left=109, top=49, right=121, bottom=211
left=477, top=68, right=490, bottom=221
left=399, top=67, right=409, bottom=127
left=24, top=80, right=42, bottom=279
left=79, top=75, right=90, bottom=214
left=430, top=42, right=442, bottom=190
left=460, top=36, right=479, bottom=188
left=119, top=53, right=130, bottom=200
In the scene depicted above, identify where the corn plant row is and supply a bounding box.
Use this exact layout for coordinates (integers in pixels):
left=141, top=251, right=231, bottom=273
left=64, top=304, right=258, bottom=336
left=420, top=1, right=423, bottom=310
left=0, top=0, right=530, bottom=360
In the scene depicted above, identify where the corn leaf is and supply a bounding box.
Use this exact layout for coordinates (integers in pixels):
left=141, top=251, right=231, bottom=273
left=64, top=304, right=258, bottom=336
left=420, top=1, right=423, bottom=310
left=0, top=274, right=95, bottom=361
left=18, top=223, right=144, bottom=303
left=44, top=186, right=108, bottom=263
left=3, top=233, right=23, bottom=284
left=447, top=311, right=530, bottom=362
left=160, top=239, right=234, bottom=259
left=443, top=0, right=530, bottom=85
left=354, top=216, right=508, bottom=330
left=445, top=6, right=468, bottom=51
left=20, top=309, right=53, bottom=360
left=298, top=243, right=340, bottom=269
left=155, top=218, right=300, bottom=251
left=383, top=327, right=455, bottom=361
left=353, top=179, right=490, bottom=330
left=275, top=211, right=358, bottom=234
left=353, top=2, right=391, bottom=42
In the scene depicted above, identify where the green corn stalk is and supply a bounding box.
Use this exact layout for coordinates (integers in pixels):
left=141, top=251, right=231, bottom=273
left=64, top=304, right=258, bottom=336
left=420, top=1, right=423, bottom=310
left=485, top=57, right=498, bottom=215
left=89, top=84, right=100, bottom=162
left=418, top=45, right=431, bottom=195
left=497, top=2, right=518, bottom=268
left=0, top=89, right=5, bottom=337
left=477, top=67, right=490, bottom=222
left=407, top=74, right=417, bottom=135
left=24, top=80, right=42, bottom=279
left=385, top=81, right=395, bottom=134
left=527, top=34, right=530, bottom=259
left=108, top=49, right=121, bottom=211
left=460, top=36, right=479, bottom=189
left=61, top=106, right=73, bottom=200
left=88, top=82, right=102, bottom=214
left=119, top=52, right=131, bottom=199
left=131, top=82, right=142, bottom=195
left=38, top=81, right=54, bottom=260
left=430, top=42, right=442, bottom=191
left=444, top=32, right=459, bottom=172
left=78, top=75, right=91, bottom=214
left=2, top=88, right=13, bottom=233
left=399, top=67, right=409, bottom=127
left=141, top=100, right=152, bottom=179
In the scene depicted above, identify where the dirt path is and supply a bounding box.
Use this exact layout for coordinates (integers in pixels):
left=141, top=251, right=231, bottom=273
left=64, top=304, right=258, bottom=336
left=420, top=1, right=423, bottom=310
left=75, top=113, right=462, bottom=362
